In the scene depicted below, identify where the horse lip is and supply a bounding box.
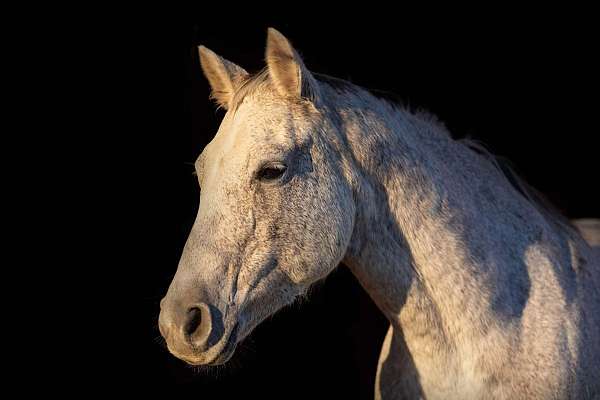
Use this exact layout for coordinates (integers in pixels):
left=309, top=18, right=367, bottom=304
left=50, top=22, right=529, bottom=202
left=170, top=323, right=240, bottom=366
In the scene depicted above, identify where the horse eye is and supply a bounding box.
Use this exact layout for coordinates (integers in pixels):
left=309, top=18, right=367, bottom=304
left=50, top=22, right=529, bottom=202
left=258, top=163, right=287, bottom=181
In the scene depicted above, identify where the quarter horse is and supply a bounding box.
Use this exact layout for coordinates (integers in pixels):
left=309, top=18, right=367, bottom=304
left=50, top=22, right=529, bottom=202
left=159, top=28, right=600, bottom=399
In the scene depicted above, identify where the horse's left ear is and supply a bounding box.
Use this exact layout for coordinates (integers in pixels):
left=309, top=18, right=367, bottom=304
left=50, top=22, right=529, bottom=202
left=265, top=28, right=320, bottom=102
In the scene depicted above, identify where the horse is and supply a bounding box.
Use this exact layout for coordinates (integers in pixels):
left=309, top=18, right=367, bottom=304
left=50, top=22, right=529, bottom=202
left=158, top=28, right=600, bottom=399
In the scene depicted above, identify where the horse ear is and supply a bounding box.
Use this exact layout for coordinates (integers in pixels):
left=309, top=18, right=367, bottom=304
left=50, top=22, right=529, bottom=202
left=198, top=46, right=248, bottom=109
left=265, top=28, right=320, bottom=101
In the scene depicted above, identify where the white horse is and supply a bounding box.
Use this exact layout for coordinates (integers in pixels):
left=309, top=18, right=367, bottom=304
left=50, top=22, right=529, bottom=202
left=159, top=28, right=600, bottom=399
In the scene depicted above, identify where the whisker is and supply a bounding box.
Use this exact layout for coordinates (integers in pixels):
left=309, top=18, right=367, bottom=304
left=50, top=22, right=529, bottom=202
left=154, top=335, right=168, bottom=349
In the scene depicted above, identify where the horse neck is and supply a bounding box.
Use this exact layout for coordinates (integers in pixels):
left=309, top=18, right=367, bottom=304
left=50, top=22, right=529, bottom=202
left=333, top=89, right=545, bottom=341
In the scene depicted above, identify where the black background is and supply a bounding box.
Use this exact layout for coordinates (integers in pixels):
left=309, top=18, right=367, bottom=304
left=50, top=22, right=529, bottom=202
left=95, top=9, right=598, bottom=399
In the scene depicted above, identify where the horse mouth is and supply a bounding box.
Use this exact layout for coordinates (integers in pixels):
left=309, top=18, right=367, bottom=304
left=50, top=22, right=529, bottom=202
left=171, top=323, right=240, bottom=366
left=206, top=323, right=239, bottom=365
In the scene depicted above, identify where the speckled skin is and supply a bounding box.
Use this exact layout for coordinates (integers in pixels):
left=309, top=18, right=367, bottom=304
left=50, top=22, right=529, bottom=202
left=159, top=29, right=600, bottom=399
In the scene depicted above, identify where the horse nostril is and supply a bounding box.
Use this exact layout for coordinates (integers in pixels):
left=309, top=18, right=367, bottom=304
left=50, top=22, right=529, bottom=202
left=184, top=307, right=203, bottom=337
left=183, top=303, right=213, bottom=350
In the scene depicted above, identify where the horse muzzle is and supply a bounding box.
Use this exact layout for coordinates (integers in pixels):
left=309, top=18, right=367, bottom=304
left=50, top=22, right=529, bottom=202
left=158, top=298, right=238, bottom=365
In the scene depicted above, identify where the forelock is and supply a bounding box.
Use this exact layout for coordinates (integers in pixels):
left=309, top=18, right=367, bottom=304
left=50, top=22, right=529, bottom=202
left=230, top=68, right=323, bottom=112
left=230, top=68, right=273, bottom=112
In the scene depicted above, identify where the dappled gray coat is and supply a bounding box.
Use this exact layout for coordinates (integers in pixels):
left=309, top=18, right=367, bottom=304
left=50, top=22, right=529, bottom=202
left=159, top=28, right=600, bottom=399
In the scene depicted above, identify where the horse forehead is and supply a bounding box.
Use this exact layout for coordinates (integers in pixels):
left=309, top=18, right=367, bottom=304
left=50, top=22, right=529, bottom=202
left=236, top=95, right=298, bottom=135
left=216, top=99, right=296, bottom=153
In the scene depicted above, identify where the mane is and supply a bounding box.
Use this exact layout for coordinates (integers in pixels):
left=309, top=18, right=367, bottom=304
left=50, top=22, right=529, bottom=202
left=314, top=74, right=577, bottom=236
left=231, top=69, right=577, bottom=236
left=457, top=139, right=577, bottom=234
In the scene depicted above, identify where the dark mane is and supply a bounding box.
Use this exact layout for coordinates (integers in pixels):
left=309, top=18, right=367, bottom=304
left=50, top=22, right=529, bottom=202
left=315, top=73, right=408, bottom=107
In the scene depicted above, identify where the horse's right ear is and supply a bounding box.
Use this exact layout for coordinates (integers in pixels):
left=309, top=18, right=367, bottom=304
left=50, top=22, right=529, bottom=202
left=198, top=46, right=248, bottom=109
